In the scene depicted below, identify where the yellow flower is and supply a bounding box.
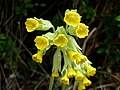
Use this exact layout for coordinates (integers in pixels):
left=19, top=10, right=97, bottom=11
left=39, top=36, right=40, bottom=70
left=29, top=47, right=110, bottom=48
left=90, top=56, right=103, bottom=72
left=67, top=67, right=76, bottom=78
left=85, top=65, right=96, bottom=76
left=75, top=70, right=84, bottom=80
left=64, top=10, right=81, bottom=27
left=68, top=51, right=81, bottom=61
left=53, top=34, right=68, bottom=47
left=76, top=55, right=87, bottom=64
left=76, top=23, right=89, bottom=38
left=52, top=71, right=59, bottom=77
left=25, top=18, right=40, bottom=32
left=78, top=84, right=86, bottom=90
left=32, top=51, right=43, bottom=63
left=34, top=36, right=49, bottom=50
left=83, top=77, right=91, bottom=86
left=60, top=74, right=69, bottom=85
left=68, top=51, right=87, bottom=64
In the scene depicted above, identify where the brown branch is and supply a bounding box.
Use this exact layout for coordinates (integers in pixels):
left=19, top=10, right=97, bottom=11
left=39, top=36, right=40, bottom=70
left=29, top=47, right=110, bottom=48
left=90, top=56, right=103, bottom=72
left=88, top=83, right=116, bottom=90
left=82, top=28, right=97, bottom=54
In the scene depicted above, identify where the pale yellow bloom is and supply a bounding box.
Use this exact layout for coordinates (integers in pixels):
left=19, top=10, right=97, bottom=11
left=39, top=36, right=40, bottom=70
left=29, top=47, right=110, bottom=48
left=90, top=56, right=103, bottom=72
left=64, top=10, right=81, bottom=27
left=85, top=65, right=96, bottom=76
left=52, top=71, right=59, bottom=77
left=78, top=84, right=86, bottom=90
left=53, top=34, right=68, bottom=47
left=76, top=23, right=89, bottom=38
left=34, top=36, right=49, bottom=50
left=60, top=74, right=69, bottom=85
left=83, top=77, right=91, bottom=86
left=68, top=51, right=81, bottom=61
left=68, top=51, right=87, bottom=64
left=67, top=67, right=76, bottom=78
left=75, top=70, right=84, bottom=80
left=76, top=54, right=87, bottom=64
left=25, top=18, right=40, bottom=32
left=32, top=51, right=43, bottom=63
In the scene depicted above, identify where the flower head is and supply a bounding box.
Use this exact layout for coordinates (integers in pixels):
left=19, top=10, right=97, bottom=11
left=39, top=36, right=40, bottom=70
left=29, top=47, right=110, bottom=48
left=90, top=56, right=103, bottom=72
left=53, top=34, right=68, bottom=47
left=64, top=9, right=81, bottom=27
left=67, top=67, right=76, bottom=78
left=25, top=18, right=40, bottom=32
left=60, top=74, right=69, bottom=85
left=78, top=84, right=86, bottom=90
left=76, top=23, right=89, bottom=38
left=52, top=71, right=59, bottom=77
left=83, top=77, right=91, bottom=86
left=75, top=70, right=84, bottom=80
left=34, top=36, right=49, bottom=50
left=32, top=51, right=43, bottom=63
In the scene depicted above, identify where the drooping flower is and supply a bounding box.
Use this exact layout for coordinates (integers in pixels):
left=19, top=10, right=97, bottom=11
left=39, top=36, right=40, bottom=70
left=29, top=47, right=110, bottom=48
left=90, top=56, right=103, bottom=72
left=34, top=36, right=49, bottom=50
left=85, top=65, right=96, bottom=76
left=53, top=34, right=68, bottom=47
left=64, top=9, right=81, bottom=27
left=52, top=71, right=59, bottom=77
left=25, top=18, right=40, bottom=32
left=32, top=51, right=43, bottom=63
left=68, top=51, right=81, bottom=61
left=78, top=84, right=86, bottom=90
left=75, top=70, right=84, bottom=80
left=67, top=67, right=76, bottom=78
left=76, top=23, right=89, bottom=38
left=60, top=74, right=69, bottom=85
left=83, top=77, right=92, bottom=86
left=76, top=54, right=88, bottom=64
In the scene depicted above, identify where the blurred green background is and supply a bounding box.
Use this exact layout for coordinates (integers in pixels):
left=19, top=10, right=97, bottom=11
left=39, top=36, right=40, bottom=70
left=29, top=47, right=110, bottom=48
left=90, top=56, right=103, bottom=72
left=0, top=0, right=120, bottom=90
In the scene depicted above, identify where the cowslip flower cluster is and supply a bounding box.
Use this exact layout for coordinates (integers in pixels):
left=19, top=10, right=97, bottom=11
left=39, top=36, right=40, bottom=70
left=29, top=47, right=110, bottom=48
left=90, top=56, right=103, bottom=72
left=25, top=9, right=96, bottom=90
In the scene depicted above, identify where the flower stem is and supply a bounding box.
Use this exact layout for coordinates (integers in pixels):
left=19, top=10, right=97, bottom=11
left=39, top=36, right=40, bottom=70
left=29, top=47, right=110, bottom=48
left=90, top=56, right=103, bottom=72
left=48, top=76, right=54, bottom=90
left=62, top=84, right=66, bottom=90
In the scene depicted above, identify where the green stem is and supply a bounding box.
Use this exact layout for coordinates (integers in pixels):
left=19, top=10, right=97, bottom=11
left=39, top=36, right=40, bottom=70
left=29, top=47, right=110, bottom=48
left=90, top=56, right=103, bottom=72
left=62, top=84, right=66, bottom=90
left=52, top=27, right=55, bottom=32
left=48, top=76, right=54, bottom=90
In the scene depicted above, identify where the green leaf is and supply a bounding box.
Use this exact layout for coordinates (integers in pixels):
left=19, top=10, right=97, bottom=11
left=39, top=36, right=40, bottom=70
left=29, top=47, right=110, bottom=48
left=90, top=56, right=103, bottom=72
left=115, top=15, right=120, bottom=21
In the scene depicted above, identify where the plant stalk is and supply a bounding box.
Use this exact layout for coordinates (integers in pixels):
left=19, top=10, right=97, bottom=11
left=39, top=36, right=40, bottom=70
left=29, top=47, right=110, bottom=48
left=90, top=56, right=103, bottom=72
left=48, top=76, right=54, bottom=90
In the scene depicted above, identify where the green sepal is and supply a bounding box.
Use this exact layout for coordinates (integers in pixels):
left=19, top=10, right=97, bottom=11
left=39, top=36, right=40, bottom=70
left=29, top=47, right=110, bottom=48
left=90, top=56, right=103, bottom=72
left=67, top=26, right=76, bottom=35
left=34, top=17, right=54, bottom=31
left=43, top=32, right=57, bottom=40
left=55, top=26, right=67, bottom=35
left=65, top=9, right=77, bottom=14
left=52, top=48, right=61, bottom=72
left=61, top=54, right=72, bottom=75
left=67, top=35, right=82, bottom=52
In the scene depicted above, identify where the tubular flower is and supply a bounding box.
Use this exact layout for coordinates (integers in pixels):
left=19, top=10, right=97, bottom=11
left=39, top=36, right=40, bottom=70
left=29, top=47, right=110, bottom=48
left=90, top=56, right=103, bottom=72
left=78, top=84, right=86, bottom=90
left=64, top=10, right=81, bottom=27
left=25, top=18, right=40, bottom=32
left=75, top=70, right=84, bottom=80
left=85, top=65, right=96, bottom=76
left=83, top=77, right=92, bottom=86
left=34, top=36, right=49, bottom=50
left=32, top=51, right=43, bottom=63
left=53, top=34, right=68, bottom=47
left=67, top=67, right=76, bottom=78
left=60, top=74, right=69, bottom=85
left=52, top=71, right=59, bottom=77
left=76, top=54, right=87, bottom=64
left=68, top=51, right=81, bottom=62
left=76, top=23, right=89, bottom=38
